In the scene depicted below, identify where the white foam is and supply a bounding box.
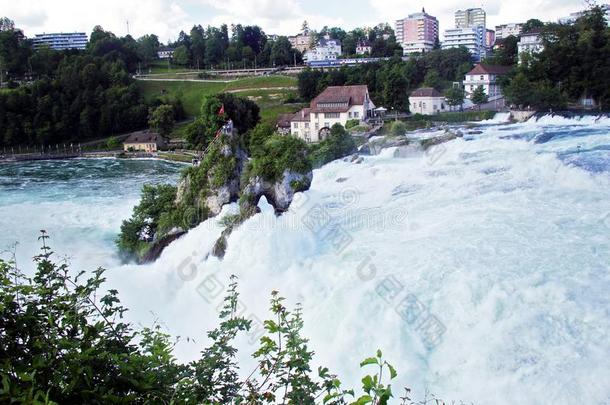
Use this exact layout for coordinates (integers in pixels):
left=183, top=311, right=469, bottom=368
left=1, top=119, right=609, bottom=404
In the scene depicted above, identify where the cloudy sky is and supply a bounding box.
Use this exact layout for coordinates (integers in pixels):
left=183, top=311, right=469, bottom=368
left=1, top=0, right=588, bottom=43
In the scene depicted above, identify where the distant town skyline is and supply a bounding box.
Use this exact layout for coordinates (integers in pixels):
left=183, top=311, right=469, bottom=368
left=1, top=0, right=588, bottom=43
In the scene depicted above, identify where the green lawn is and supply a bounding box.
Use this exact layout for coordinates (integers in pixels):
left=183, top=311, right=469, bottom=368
left=138, top=75, right=299, bottom=122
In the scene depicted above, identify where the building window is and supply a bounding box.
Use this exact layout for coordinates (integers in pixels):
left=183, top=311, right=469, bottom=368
left=480, top=75, right=484, bottom=80
left=315, top=123, right=319, bottom=130
left=305, top=123, right=309, bottom=129
left=324, top=122, right=330, bottom=128
left=324, top=112, right=340, bottom=119
left=293, top=123, right=298, bottom=129
left=348, top=112, right=352, bottom=118
left=315, top=113, right=318, bottom=119
left=354, top=112, right=359, bottom=118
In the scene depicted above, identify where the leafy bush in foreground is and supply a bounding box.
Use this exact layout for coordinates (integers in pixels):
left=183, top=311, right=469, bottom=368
left=0, top=233, right=457, bottom=404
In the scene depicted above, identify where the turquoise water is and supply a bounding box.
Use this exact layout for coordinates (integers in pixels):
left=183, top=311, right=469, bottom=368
left=0, top=158, right=183, bottom=270
left=0, top=116, right=609, bottom=404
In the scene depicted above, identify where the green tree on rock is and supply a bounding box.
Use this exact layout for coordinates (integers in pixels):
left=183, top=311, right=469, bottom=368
left=148, top=104, right=175, bottom=137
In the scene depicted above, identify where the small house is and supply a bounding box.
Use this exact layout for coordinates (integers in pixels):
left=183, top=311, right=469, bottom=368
left=409, top=87, right=446, bottom=115
left=123, top=131, right=168, bottom=153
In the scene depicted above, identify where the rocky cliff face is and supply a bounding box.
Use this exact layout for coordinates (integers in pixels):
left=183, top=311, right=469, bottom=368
left=240, top=170, right=313, bottom=214
left=145, top=131, right=313, bottom=263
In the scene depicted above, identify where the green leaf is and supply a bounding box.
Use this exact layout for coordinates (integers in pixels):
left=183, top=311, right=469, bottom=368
left=360, top=357, right=378, bottom=367
left=387, top=363, right=397, bottom=379
left=353, top=395, right=373, bottom=405
left=361, top=375, right=374, bottom=392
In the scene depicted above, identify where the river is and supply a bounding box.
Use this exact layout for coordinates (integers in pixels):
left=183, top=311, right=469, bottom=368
left=0, top=115, right=609, bottom=404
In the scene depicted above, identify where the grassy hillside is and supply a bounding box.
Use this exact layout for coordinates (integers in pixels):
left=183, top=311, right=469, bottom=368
left=137, top=75, right=301, bottom=124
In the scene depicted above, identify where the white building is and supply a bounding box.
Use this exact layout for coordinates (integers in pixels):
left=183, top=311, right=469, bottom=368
left=518, top=30, right=544, bottom=63
left=32, top=32, right=88, bottom=51
left=455, top=8, right=486, bottom=29
left=495, top=23, right=523, bottom=39
left=304, top=37, right=342, bottom=62
left=409, top=88, right=446, bottom=115
left=442, top=26, right=486, bottom=61
left=356, top=41, right=372, bottom=55
left=157, top=47, right=175, bottom=59
left=290, top=85, right=376, bottom=143
left=463, top=64, right=512, bottom=99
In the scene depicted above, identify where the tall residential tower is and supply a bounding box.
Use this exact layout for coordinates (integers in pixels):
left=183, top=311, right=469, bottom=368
left=455, top=8, right=486, bottom=28
left=395, top=8, right=439, bottom=55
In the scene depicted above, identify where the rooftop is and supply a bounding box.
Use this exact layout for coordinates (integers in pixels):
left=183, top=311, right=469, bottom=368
left=466, top=64, right=512, bottom=76
left=410, top=87, right=443, bottom=98
left=310, top=85, right=370, bottom=113
left=124, top=131, right=165, bottom=144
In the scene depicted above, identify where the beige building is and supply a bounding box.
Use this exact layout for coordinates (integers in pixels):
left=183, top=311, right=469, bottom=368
left=290, top=85, right=376, bottom=143
left=123, top=131, right=167, bottom=152
left=289, top=29, right=314, bottom=53
left=409, top=88, right=446, bottom=115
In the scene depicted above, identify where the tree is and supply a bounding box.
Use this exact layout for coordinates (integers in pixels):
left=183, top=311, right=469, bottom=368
left=423, top=69, right=444, bottom=90
left=0, top=17, right=15, bottom=32
left=471, top=85, right=488, bottom=109
left=444, top=86, right=465, bottom=111
left=522, top=19, right=544, bottom=33
left=148, top=104, right=175, bottom=136
left=136, top=34, right=160, bottom=67
left=270, top=36, right=293, bottom=66
left=172, top=44, right=190, bottom=66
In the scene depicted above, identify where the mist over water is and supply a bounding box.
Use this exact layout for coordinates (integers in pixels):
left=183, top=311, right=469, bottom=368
left=1, top=115, right=609, bottom=404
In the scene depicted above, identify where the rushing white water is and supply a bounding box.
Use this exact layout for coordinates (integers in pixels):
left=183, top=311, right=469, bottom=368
left=1, top=115, right=609, bottom=404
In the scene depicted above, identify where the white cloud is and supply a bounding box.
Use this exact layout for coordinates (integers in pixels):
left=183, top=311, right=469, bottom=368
left=199, top=0, right=344, bottom=35
left=1, top=0, right=587, bottom=42
left=1, top=0, right=193, bottom=42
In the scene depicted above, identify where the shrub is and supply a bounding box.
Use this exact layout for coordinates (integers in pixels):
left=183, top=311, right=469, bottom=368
left=308, top=123, right=357, bottom=168
left=1, top=233, right=454, bottom=404
left=248, top=135, right=312, bottom=182
left=390, top=121, right=407, bottom=136
left=116, top=184, right=178, bottom=257
left=345, top=119, right=360, bottom=130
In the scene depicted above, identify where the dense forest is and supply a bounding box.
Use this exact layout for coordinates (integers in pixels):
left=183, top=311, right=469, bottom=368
left=502, top=6, right=610, bottom=109
left=0, top=24, right=185, bottom=148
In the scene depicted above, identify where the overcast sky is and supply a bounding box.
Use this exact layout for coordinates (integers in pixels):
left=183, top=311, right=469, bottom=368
left=1, top=0, right=589, bottom=43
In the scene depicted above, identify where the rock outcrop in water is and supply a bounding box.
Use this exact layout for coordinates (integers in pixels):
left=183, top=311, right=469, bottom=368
left=138, top=130, right=313, bottom=264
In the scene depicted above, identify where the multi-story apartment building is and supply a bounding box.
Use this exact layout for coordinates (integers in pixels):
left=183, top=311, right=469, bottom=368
left=32, top=32, right=88, bottom=51
left=518, top=29, right=544, bottom=63
left=395, top=8, right=439, bottom=54
left=290, top=85, right=376, bottom=143
left=442, top=26, right=486, bottom=61
left=495, top=23, right=523, bottom=39
left=304, top=37, right=342, bottom=62
left=559, top=4, right=610, bottom=24
left=463, top=64, right=511, bottom=99
left=289, top=29, right=314, bottom=53
left=455, top=8, right=486, bottom=29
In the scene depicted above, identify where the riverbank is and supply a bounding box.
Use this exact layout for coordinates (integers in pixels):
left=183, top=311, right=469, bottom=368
left=0, top=150, right=195, bottom=165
